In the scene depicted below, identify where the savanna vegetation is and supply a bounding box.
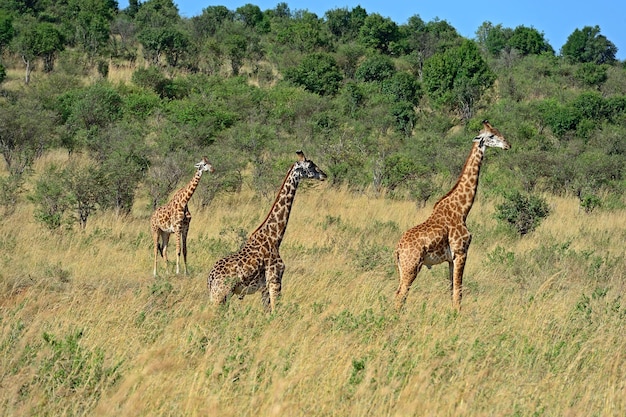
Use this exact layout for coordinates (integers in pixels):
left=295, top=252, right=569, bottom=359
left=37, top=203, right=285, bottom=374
left=0, top=1, right=625, bottom=416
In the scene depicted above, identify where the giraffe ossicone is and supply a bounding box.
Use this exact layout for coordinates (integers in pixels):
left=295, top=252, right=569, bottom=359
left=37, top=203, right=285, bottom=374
left=394, top=120, right=510, bottom=311
left=150, top=156, right=215, bottom=277
left=207, top=151, right=327, bottom=312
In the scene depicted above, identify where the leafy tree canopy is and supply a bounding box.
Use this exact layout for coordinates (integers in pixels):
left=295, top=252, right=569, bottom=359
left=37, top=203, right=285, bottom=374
left=561, top=25, right=617, bottom=64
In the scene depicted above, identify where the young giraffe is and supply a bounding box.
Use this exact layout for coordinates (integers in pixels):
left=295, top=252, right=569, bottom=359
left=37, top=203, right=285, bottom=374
left=395, top=120, right=510, bottom=311
left=207, top=151, right=327, bottom=312
left=151, top=156, right=215, bottom=277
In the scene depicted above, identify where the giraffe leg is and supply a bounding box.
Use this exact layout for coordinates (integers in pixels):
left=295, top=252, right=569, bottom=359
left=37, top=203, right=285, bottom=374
left=152, top=228, right=160, bottom=277
left=181, top=224, right=189, bottom=276
left=265, top=260, right=285, bottom=312
left=181, top=208, right=191, bottom=275
left=161, top=232, right=171, bottom=273
left=451, top=251, right=467, bottom=311
left=174, top=229, right=182, bottom=275
left=395, top=253, right=423, bottom=310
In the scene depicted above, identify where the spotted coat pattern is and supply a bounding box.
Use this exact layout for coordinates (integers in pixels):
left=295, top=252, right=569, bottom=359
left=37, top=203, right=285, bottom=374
left=150, top=157, right=215, bottom=277
left=394, top=121, right=510, bottom=311
left=207, top=151, right=327, bottom=312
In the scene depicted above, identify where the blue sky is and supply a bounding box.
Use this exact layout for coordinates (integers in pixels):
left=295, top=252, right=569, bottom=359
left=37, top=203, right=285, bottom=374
left=119, top=1, right=626, bottom=60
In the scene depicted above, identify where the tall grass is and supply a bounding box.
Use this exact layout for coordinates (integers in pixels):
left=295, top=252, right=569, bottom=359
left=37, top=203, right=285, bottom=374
left=1, top=167, right=624, bottom=416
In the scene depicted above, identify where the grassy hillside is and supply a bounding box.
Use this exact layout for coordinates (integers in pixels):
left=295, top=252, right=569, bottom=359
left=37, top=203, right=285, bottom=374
left=1, top=152, right=625, bottom=416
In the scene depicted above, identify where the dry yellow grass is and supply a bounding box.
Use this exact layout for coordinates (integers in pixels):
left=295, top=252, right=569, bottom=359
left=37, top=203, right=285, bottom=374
left=1, top=161, right=625, bottom=416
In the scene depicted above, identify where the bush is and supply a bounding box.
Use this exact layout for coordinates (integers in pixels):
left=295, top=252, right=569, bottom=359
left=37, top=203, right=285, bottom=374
left=284, top=53, right=343, bottom=96
left=495, top=190, right=550, bottom=236
left=355, top=55, right=396, bottom=82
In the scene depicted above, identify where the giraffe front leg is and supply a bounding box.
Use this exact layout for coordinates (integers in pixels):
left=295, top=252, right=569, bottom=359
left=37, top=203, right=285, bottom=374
left=174, top=230, right=182, bottom=275
left=181, top=209, right=191, bottom=275
left=152, top=229, right=160, bottom=277
left=451, top=252, right=467, bottom=311
left=264, top=260, right=285, bottom=312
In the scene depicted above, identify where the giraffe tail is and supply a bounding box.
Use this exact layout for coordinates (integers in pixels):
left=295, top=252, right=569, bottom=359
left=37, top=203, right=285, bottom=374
left=157, top=242, right=163, bottom=257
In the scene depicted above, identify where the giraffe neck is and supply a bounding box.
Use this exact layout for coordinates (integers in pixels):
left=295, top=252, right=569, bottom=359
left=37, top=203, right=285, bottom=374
left=252, top=164, right=300, bottom=248
left=171, top=171, right=203, bottom=209
left=435, top=142, right=485, bottom=220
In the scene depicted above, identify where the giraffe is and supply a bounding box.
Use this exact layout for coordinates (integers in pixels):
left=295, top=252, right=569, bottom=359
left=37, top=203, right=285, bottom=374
left=151, top=156, right=215, bottom=277
left=394, top=120, right=510, bottom=311
left=207, top=151, right=327, bottom=312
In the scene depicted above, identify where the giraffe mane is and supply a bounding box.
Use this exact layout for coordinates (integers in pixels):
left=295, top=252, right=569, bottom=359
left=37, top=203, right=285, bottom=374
left=433, top=141, right=480, bottom=209
left=249, top=162, right=297, bottom=237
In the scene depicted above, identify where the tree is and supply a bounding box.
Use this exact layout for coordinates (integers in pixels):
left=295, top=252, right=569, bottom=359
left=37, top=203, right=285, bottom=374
left=561, top=25, right=617, bottom=64
left=134, top=0, right=182, bottom=65
left=191, top=5, right=233, bottom=38
left=358, top=13, right=399, bottom=54
left=508, top=26, right=553, bottom=56
left=382, top=71, right=421, bottom=104
left=476, top=21, right=510, bottom=56
left=65, top=162, right=103, bottom=229
left=284, top=53, right=343, bottom=96
left=574, top=62, right=608, bottom=88
left=29, top=164, right=72, bottom=230
left=12, top=19, right=64, bottom=83
left=235, top=4, right=263, bottom=28
left=325, top=6, right=367, bottom=42
left=274, top=10, right=331, bottom=53
left=402, top=16, right=462, bottom=78
left=0, top=9, right=14, bottom=51
left=355, top=54, right=395, bottom=82
left=422, top=39, right=495, bottom=119
left=69, top=0, right=117, bottom=58
left=0, top=99, right=53, bottom=175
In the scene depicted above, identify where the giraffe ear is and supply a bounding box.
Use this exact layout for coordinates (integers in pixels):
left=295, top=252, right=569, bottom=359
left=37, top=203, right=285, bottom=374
left=472, top=135, right=482, bottom=143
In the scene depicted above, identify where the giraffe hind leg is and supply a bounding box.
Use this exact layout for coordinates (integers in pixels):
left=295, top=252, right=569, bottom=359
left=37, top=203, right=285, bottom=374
left=395, top=254, right=423, bottom=310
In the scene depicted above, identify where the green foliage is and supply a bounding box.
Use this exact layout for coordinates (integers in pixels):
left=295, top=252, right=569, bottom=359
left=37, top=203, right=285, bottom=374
left=475, top=21, right=510, bottom=57
left=561, top=25, right=617, bottom=64
left=508, top=25, right=554, bottom=56
left=34, top=330, right=122, bottom=410
left=358, top=13, right=399, bottom=54
left=574, top=63, right=608, bottom=87
left=122, top=90, right=162, bottom=120
left=423, top=39, right=495, bottom=119
left=381, top=71, right=421, bottom=104
left=0, top=99, right=52, bottom=175
left=495, top=190, right=551, bottom=236
left=13, top=20, right=64, bottom=72
left=0, top=173, right=22, bottom=215
left=65, top=82, right=123, bottom=132
left=28, top=164, right=72, bottom=230
left=0, top=10, right=14, bottom=51
left=355, top=54, right=396, bottom=82
left=284, top=53, right=343, bottom=96
left=131, top=66, right=173, bottom=97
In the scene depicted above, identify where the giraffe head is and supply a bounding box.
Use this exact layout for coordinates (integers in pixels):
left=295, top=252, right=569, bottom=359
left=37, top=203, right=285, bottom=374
left=195, top=156, right=216, bottom=174
left=293, top=150, right=327, bottom=181
left=473, top=120, right=511, bottom=150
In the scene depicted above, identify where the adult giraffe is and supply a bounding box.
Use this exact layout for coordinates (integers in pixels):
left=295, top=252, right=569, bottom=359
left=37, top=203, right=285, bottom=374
left=207, top=151, right=327, bottom=312
left=150, top=156, right=215, bottom=277
left=395, top=120, right=510, bottom=311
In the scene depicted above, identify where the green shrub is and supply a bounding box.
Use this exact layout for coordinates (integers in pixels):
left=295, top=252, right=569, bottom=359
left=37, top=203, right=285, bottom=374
left=495, top=190, right=550, bottom=235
